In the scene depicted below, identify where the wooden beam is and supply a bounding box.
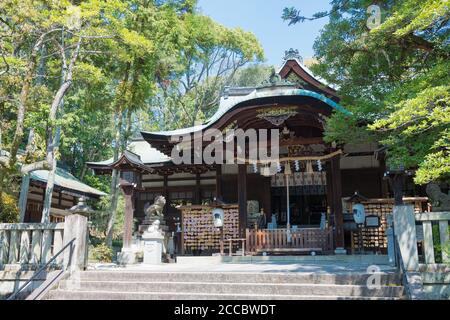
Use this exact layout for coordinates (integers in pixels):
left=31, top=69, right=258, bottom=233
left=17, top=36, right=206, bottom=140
left=238, top=164, right=247, bottom=238
left=279, top=136, right=324, bottom=147
left=331, top=155, right=344, bottom=248
left=235, top=149, right=343, bottom=164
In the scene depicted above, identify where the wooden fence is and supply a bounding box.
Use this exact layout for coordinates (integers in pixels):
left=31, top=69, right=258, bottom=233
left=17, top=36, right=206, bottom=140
left=246, top=228, right=333, bottom=254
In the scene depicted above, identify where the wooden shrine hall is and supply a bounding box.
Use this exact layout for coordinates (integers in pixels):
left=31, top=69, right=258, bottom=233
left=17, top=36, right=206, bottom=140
left=88, top=50, right=412, bottom=257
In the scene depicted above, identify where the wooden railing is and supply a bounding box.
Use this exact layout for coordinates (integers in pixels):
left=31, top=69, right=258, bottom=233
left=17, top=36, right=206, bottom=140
left=0, top=223, right=65, bottom=267
left=246, top=228, right=334, bottom=254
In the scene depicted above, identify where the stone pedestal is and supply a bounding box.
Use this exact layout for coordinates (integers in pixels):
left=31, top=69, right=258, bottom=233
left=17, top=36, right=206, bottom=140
left=142, top=233, right=164, bottom=265
left=63, top=214, right=89, bottom=271
left=393, top=204, right=419, bottom=271
left=386, top=214, right=396, bottom=266
left=117, top=248, right=137, bottom=265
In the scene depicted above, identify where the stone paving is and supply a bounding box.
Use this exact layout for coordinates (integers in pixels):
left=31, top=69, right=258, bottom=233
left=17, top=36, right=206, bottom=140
left=88, top=255, right=397, bottom=274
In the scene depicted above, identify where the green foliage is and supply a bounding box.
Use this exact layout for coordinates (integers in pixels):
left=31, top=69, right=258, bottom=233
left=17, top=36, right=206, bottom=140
left=146, top=8, right=264, bottom=129
left=444, top=243, right=450, bottom=267
left=285, top=0, right=450, bottom=184
left=89, top=243, right=113, bottom=263
left=432, top=223, right=450, bottom=264
left=0, top=193, right=19, bottom=223
left=229, top=64, right=273, bottom=87
left=90, top=195, right=124, bottom=240
left=0, top=0, right=263, bottom=236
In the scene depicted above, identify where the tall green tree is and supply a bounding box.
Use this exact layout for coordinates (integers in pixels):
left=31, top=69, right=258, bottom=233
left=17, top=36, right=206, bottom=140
left=147, top=14, right=264, bottom=130
left=0, top=0, right=129, bottom=220
left=284, top=0, right=450, bottom=184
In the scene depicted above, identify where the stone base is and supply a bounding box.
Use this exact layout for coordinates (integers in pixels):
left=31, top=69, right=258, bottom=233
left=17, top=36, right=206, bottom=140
left=334, top=247, right=347, bottom=255
left=138, top=223, right=168, bottom=234
left=142, top=239, right=163, bottom=265
left=117, top=248, right=141, bottom=265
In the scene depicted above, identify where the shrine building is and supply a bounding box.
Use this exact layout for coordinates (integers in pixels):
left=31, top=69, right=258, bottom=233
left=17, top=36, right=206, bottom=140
left=87, top=50, right=428, bottom=257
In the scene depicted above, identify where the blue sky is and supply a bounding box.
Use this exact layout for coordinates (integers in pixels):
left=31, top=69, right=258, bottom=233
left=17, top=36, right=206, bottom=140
left=197, top=0, right=332, bottom=67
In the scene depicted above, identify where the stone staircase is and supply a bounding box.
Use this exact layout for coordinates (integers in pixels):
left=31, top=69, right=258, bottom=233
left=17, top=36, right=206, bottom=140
left=43, top=271, right=405, bottom=300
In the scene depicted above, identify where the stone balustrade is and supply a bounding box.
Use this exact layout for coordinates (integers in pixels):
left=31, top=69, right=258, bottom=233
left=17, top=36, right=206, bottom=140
left=393, top=205, right=450, bottom=299
left=0, top=223, right=65, bottom=268
left=0, top=214, right=88, bottom=299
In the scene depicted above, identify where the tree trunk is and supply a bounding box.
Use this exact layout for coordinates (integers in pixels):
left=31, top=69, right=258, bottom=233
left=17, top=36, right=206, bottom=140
left=8, top=33, right=49, bottom=169
left=105, top=63, right=131, bottom=248
left=41, top=127, right=60, bottom=223
left=18, top=130, right=36, bottom=222
left=105, top=111, right=124, bottom=247
left=389, top=174, right=405, bottom=206
left=41, top=38, right=81, bottom=223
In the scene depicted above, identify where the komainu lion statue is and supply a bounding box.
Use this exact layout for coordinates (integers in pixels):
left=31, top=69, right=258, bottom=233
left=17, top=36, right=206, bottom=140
left=144, top=195, right=166, bottom=221
left=426, top=183, right=450, bottom=212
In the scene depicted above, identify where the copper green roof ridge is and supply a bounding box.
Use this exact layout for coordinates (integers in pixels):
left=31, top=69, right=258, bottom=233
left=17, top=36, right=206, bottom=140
left=141, top=88, right=351, bottom=138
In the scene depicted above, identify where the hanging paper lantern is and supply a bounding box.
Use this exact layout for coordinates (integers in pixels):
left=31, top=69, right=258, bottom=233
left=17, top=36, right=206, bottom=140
left=295, top=160, right=300, bottom=171
left=252, top=163, right=258, bottom=173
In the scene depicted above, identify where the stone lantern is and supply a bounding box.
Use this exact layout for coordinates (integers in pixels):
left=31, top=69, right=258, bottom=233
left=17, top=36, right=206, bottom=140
left=68, top=197, right=94, bottom=217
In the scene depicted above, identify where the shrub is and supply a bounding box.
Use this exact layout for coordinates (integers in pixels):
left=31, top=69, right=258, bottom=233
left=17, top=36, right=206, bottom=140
left=0, top=193, right=19, bottom=223
left=444, top=243, right=450, bottom=267
left=89, top=243, right=113, bottom=263
left=432, top=223, right=450, bottom=264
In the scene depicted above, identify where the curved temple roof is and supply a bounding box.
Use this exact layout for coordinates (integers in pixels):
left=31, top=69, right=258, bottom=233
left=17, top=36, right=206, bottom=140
left=142, top=86, right=350, bottom=140
left=86, top=140, right=171, bottom=170
left=89, top=53, right=350, bottom=169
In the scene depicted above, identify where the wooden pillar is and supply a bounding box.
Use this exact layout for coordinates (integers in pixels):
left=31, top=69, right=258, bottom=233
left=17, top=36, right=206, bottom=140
left=325, top=162, right=334, bottom=215
left=215, top=164, right=222, bottom=200
left=263, top=177, right=272, bottom=221
left=331, top=155, right=344, bottom=249
left=238, top=164, right=247, bottom=237
left=121, top=184, right=134, bottom=249
left=195, top=173, right=201, bottom=204
left=379, top=157, right=389, bottom=198
left=388, top=172, right=405, bottom=205
left=163, top=174, right=169, bottom=214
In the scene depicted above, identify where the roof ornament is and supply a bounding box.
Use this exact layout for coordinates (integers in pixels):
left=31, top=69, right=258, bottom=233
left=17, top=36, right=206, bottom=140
left=261, top=67, right=294, bottom=87
left=256, top=106, right=298, bottom=127
left=283, top=48, right=303, bottom=63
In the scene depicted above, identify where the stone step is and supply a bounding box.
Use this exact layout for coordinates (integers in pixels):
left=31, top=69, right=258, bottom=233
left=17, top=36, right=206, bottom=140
left=77, top=271, right=402, bottom=286
left=220, top=255, right=391, bottom=265
left=45, top=289, right=402, bottom=300
left=58, top=280, right=404, bottom=297
left=176, top=255, right=392, bottom=265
